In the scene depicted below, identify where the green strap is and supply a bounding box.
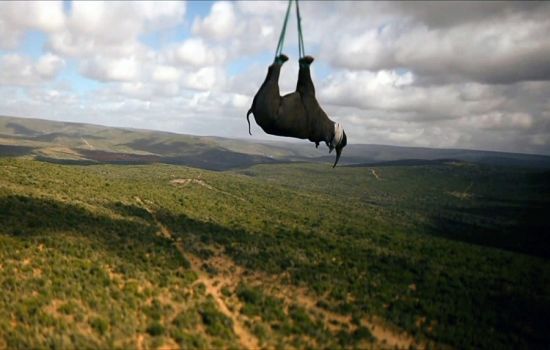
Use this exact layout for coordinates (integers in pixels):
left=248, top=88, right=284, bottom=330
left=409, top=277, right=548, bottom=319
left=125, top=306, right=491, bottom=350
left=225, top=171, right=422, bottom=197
left=296, top=0, right=305, bottom=58
left=274, top=0, right=307, bottom=60
left=275, top=0, right=292, bottom=59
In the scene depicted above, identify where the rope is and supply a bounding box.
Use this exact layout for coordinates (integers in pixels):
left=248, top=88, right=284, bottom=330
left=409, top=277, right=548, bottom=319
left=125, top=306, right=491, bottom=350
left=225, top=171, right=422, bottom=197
left=296, top=0, right=305, bottom=58
left=274, top=0, right=306, bottom=59
left=275, top=0, right=292, bottom=58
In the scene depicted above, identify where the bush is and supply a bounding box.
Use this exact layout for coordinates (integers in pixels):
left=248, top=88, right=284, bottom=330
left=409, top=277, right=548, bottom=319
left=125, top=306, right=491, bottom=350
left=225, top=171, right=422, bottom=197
left=90, top=317, right=108, bottom=335
left=198, top=299, right=234, bottom=339
left=146, top=321, right=165, bottom=336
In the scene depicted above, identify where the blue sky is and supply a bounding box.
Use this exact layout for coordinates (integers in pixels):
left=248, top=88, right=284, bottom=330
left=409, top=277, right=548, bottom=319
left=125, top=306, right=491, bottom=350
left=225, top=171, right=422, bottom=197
left=0, top=1, right=549, bottom=154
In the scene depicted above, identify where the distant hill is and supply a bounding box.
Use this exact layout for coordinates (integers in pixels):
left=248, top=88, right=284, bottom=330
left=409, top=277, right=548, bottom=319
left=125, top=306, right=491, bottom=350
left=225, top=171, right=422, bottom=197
left=338, top=144, right=550, bottom=169
left=0, top=115, right=285, bottom=170
left=2, top=115, right=550, bottom=169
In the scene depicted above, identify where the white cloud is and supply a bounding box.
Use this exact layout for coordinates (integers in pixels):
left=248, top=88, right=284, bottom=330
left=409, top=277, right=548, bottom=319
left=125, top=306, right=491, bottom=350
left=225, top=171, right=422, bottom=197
left=191, top=1, right=288, bottom=59
left=135, top=1, right=188, bottom=30
left=193, top=1, right=238, bottom=41
left=322, top=3, right=550, bottom=84
left=35, top=53, right=65, bottom=79
left=320, top=69, right=449, bottom=116
left=0, top=53, right=64, bottom=85
left=0, top=21, right=21, bottom=50
left=80, top=56, right=140, bottom=82
left=172, top=38, right=227, bottom=67
left=0, top=1, right=65, bottom=32
left=0, top=1, right=65, bottom=49
left=0, top=54, right=35, bottom=85
left=459, top=112, right=534, bottom=130
left=48, top=1, right=185, bottom=58
left=183, top=66, right=226, bottom=91
left=152, top=65, right=181, bottom=83
left=118, top=82, right=153, bottom=100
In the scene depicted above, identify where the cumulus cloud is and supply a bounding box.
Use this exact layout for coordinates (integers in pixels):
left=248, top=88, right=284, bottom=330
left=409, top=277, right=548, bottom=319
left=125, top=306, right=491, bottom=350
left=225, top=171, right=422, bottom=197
left=35, top=53, right=66, bottom=79
left=80, top=56, right=140, bottom=82
left=182, top=66, right=226, bottom=91
left=388, top=1, right=546, bottom=29
left=0, top=1, right=65, bottom=49
left=171, top=38, right=227, bottom=67
left=46, top=1, right=185, bottom=59
left=0, top=53, right=65, bottom=85
left=459, top=112, right=533, bottom=130
left=319, top=69, right=489, bottom=120
left=152, top=65, right=181, bottom=83
left=315, top=66, right=550, bottom=153
left=192, top=1, right=289, bottom=59
left=25, top=1, right=187, bottom=89
left=321, top=1, right=550, bottom=84
left=193, top=1, right=239, bottom=41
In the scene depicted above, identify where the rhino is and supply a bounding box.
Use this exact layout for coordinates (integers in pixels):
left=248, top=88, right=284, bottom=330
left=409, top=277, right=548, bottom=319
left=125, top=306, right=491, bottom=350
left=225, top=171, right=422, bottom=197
left=247, top=54, right=347, bottom=167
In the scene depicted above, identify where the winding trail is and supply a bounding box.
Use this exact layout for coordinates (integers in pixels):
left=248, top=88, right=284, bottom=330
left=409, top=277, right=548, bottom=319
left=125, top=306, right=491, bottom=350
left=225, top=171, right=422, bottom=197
left=187, top=255, right=260, bottom=350
left=80, top=137, right=94, bottom=150
left=170, top=178, right=246, bottom=202
left=135, top=197, right=259, bottom=350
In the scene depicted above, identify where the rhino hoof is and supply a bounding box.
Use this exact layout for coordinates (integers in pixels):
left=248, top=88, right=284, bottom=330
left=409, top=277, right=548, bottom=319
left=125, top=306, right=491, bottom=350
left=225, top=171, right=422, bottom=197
left=276, top=54, right=289, bottom=64
left=299, top=55, right=314, bottom=65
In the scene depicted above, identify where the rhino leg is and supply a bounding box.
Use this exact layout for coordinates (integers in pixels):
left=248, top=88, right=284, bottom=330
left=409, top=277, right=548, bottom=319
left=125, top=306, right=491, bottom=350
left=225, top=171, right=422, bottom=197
left=248, top=55, right=289, bottom=135
left=297, top=56, right=315, bottom=96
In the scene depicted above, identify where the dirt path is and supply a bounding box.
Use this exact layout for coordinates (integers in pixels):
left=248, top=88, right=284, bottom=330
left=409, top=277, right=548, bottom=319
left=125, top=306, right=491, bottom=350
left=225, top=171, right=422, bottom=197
left=135, top=197, right=259, bottom=350
left=170, top=178, right=246, bottom=202
left=187, top=255, right=260, bottom=350
left=80, top=137, right=94, bottom=150
left=198, top=252, right=420, bottom=349
left=447, top=181, right=474, bottom=200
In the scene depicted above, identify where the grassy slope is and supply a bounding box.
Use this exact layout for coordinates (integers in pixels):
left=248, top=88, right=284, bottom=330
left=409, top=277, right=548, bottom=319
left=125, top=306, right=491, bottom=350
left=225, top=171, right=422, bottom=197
left=0, top=158, right=549, bottom=349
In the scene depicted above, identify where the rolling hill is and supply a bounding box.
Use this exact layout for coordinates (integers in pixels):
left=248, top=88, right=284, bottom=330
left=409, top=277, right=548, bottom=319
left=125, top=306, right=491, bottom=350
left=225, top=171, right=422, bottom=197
left=2, top=115, right=550, bottom=170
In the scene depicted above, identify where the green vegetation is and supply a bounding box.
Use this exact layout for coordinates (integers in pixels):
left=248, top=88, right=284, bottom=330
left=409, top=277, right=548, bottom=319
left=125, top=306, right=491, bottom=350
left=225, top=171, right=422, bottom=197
left=237, top=283, right=286, bottom=322
left=198, top=297, right=234, bottom=339
left=0, top=156, right=549, bottom=349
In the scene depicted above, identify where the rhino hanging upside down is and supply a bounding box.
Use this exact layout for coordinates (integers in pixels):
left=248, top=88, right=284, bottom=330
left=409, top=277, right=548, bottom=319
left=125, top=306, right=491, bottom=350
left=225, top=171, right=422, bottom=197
left=247, top=54, right=347, bottom=167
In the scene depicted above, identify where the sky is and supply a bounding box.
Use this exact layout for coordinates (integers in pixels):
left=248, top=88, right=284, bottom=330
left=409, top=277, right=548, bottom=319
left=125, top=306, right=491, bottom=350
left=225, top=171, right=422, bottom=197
left=1, top=1, right=550, bottom=155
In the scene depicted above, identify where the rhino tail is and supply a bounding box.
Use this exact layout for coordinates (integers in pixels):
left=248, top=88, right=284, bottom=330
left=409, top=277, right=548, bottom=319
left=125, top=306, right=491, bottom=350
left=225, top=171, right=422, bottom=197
left=246, top=108, right=253, bottom=135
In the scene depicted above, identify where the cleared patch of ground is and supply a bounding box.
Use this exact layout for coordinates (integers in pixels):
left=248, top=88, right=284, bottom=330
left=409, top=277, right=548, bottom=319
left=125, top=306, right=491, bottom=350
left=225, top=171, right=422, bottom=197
left=170, top=178, right=246, bottom=202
